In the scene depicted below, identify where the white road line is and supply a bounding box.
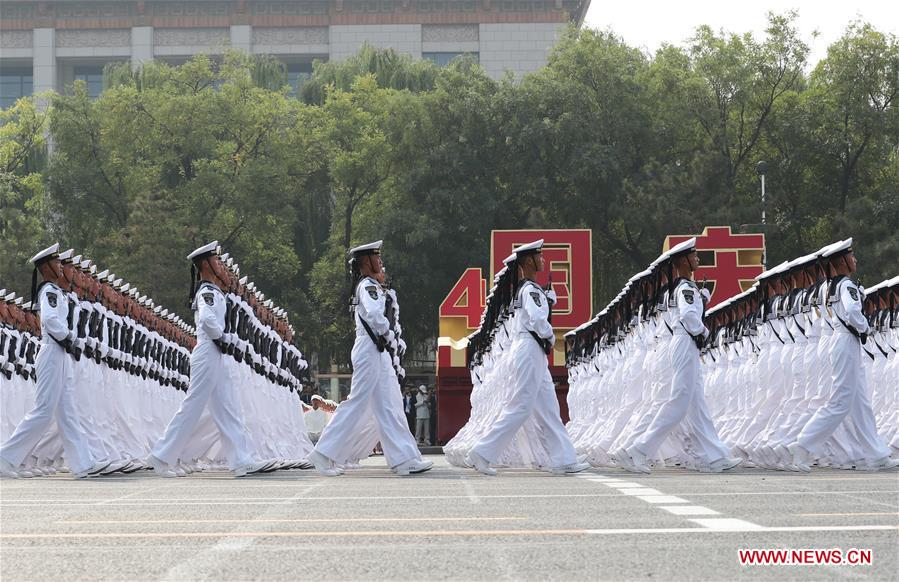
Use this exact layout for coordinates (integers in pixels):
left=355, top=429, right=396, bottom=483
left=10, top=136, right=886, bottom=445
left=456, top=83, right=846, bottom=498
left=462, top=480, right=480, bottom=505
left=7, top=489, right=895, bottom=503
left=160, top=481, right=325, bottom=582
left=617, top=488, right=663, bottom=496
left=57, top=517, right=527, bottom=525
left=677, top=490, right=898, bottom=498
left=604, top=482, right=644, bottom=488
left=4, top=525, right=895, bottom=540
left=635, top=495, right=689, bottom=504
left=659, top=506, right=720, bottom=516
left=98, top=486, right=164, bottom=505
left=688, top=518, right=764, bottom=531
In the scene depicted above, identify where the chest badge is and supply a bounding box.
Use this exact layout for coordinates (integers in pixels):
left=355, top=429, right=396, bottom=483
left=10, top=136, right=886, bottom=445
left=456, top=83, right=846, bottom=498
left=530, top=291, right=542, bottom=307
left=203, top=293, right=215, bottom=306
left=366, top=286, right=379, bottom=300
left=47, top=292, right=57, bottom=308
left=848, top=287, right=858, bottom=301
left=683, top=290, right=695, bottom=305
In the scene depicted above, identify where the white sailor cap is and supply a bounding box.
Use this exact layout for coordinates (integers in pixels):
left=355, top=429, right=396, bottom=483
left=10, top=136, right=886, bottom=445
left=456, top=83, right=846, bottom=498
left=649, top=250, right=669, bottom=267
left=138, top=294, right=147, bottom=304
left=220, top=253, right=230, bottom=262
left=889, top=276, right=899, bottom=288
left=153, top=305, right=162, bottom=314
left=89, top=265, right=97, bottom=275
left=97, top=269, right=109, bottom=279
left=79, top=259, right=91, bottom=270
left=187, top=241, right=220, bottom=261
left=129, top=288, right=139, bottom=298
left=786, top=253, right=818, bottom=272
left=239, top=276, right=248, bottom=285
left=28, top=243, right=60, bottom=265
left=628, top=269, right=652, bottom=283
left=161, top=309, right=169, bottom=317
left=265, top=299, right=274, bottom=308
left=865, top=281, right=888, bottom=296
left=4, top=292, right=16, bottom=302
left=107, top=273, right=116, bottom=283
left=259, top=293, right=266, bottom=302
left=0, top=289, right=5, bottom=298
left=514, top=239, right=544, bottom=257
left=349, top=240, right=383, bottom=260
left=755, top=260, right=790, bottom=281
left=120, top=283, right=131, bottom=293
left=22, top=301, right=32, bottom=311
left=113, top=278, right=123, bottom=289
left=72, top=255, right=82, bottom=265
left=821, top=238, right=853, bottom=258
left=225, top=257, right=234, bottom=268
left=14, top=297, right=23, bottom=306
left=666, top=237, right=697, bottom=259
left=502, top=253, right=517, bottom=266
left=59, top=248, right=75, bottom=263
left=247, top=282, right=256, bottom=292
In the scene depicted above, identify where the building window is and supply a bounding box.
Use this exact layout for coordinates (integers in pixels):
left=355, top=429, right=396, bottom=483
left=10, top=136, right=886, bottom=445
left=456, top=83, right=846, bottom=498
left=0, top=69, right=33, bottom=110
left=423, top=52, right=479, bottom=67
left=287, top=63, right=313, bottom=97
left=73, top=65, right=105, bottom=99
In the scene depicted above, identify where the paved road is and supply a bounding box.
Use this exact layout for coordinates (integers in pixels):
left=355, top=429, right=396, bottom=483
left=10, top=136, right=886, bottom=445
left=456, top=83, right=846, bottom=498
left=1, top=455, right=897, bottom=581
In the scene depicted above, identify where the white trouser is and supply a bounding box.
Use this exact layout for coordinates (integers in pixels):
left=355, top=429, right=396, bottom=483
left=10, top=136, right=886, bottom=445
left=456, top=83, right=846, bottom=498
left=0, top=342, right=96, bottom=474
left=315, top=334, right=420, bottom=468
left=416, top=417, right=430, bottom=443
left=635, top=334, right=730, bottom=462
left=797, top=332, right=891, bottom=460
left=152, top=342, right=254, bottom=470
left=472, top=336, right=577, bottom=468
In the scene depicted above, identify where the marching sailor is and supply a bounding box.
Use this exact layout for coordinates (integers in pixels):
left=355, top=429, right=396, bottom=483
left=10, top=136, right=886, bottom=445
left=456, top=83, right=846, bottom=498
left=782, top=239, right=899, bottom=471
left=467, top=239, right=589, bottom=476
left=616, top=238, right=741, bottom=474
left=309, top=240, right=432, bottom=476
left=0, top=244, right=109, bottom=479
left=147, top=242, right=266, bottom=478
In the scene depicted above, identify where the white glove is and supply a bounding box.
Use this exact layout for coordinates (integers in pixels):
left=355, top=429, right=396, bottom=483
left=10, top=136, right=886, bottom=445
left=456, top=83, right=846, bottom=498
left=545, top=289, right=558, bottom=306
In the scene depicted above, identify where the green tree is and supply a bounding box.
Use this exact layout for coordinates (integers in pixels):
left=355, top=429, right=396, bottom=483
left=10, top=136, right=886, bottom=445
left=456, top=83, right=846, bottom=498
left=0, top=96, right=49, bottom=294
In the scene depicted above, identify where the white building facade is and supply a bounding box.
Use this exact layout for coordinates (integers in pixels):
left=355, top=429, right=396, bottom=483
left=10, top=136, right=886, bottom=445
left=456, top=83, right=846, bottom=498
left=1, top=0, right=590, bottom=107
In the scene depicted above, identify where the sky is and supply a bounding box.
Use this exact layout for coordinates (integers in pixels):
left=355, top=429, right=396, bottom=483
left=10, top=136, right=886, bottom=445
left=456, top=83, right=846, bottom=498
left=583, top=1, right=898, bottom=66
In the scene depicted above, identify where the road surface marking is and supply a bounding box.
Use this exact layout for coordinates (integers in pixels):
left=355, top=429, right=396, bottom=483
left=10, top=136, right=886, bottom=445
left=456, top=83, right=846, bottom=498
left=3, top=525, right=895, bottom=540
left=58, top=517, right=528, bottom=525
left=689, top=518, right=764, bottom=531
left=659, top=506, right=720, bottom=516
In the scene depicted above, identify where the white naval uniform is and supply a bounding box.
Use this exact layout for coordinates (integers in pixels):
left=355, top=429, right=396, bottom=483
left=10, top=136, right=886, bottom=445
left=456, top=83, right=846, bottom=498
left=633, top=279, right=730, bottom=463
left=796, top=277, right=892, bottom=461
left=151, top=282, right=255, bottom=470
left=314, top=277, right=420, bottom=468
left=471, top=280, right=578, bottom=469
left=0, top=283, right=96, bottom=474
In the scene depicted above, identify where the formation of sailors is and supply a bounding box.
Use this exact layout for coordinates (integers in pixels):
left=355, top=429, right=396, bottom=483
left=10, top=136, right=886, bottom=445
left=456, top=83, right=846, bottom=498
left=146, top=241, right=314, bottom=477
left=0, top=241, right=314, bottom=479
left=445, top=240, right=588, bottom=475
left=702, top=240, right=897, bottom=471
left=565, top=237, right=898, bottom=473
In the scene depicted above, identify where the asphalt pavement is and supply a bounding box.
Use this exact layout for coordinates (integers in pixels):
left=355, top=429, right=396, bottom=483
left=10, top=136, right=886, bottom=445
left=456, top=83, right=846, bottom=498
left=1, top=455, right=897, bottom=581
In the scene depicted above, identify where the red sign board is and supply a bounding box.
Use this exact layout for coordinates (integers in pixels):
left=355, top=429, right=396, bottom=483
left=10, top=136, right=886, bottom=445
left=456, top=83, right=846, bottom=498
left=666, top=226, right=765, bottom=308
left=490, top=230, right=593, bottom=329
left=436, top=230, right=591, bottom=444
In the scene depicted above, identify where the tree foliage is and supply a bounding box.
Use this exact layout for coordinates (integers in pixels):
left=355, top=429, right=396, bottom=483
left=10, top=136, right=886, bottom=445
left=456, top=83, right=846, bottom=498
left=1, top=14, right=896, bottom=366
